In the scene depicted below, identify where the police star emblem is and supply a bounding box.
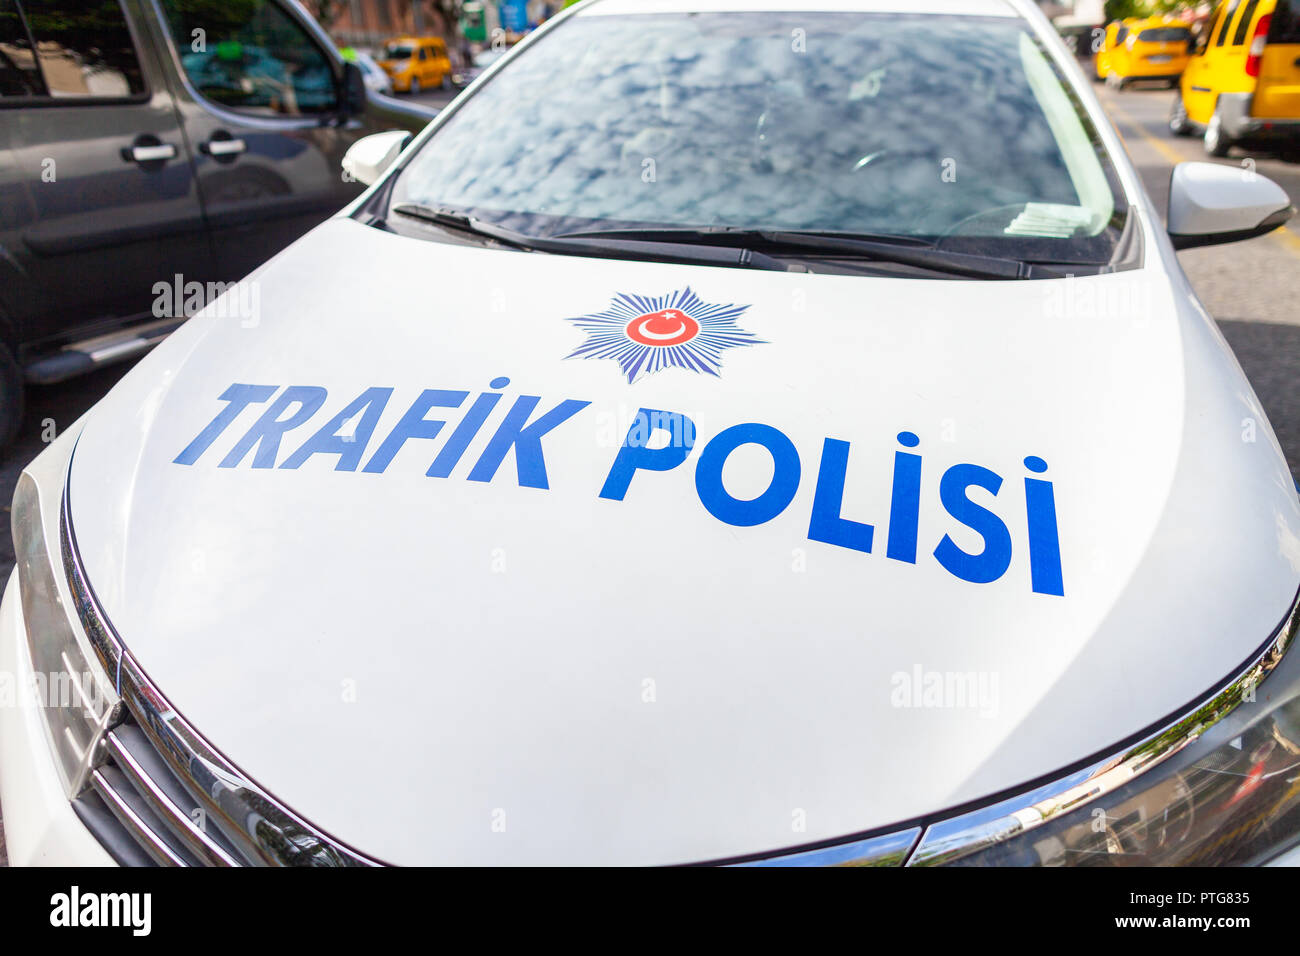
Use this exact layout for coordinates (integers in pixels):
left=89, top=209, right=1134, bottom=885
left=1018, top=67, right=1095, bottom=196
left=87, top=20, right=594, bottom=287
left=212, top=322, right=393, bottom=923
left=564, top=288, right=765, bottom=384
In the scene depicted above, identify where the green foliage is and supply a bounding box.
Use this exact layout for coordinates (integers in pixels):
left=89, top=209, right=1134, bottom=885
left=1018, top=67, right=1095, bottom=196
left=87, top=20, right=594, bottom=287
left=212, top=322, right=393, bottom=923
left=1104, top=0, right=1193, bottom=21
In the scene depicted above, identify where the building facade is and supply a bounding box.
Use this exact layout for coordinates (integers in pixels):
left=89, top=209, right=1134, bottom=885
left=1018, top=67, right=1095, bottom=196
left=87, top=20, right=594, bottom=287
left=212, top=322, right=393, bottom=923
left=303, top=0, right=562, bottom=48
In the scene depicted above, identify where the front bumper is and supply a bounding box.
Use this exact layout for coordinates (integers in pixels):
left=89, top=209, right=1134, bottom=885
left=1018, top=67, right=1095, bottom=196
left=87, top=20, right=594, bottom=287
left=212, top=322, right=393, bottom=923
left=0, top=571, right=113, bottom=866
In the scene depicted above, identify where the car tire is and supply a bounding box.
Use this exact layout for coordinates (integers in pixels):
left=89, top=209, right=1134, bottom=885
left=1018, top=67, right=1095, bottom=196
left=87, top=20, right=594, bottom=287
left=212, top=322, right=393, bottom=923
left=1169, top=95, right=1194, bottom=137
left=441, top=71, right=453, bottom=91
left=1204, top=104, right=1232, bottom=157
left=0, top=342, right=24, bottom=452
left=1117, top=77, right=1130, bottom=92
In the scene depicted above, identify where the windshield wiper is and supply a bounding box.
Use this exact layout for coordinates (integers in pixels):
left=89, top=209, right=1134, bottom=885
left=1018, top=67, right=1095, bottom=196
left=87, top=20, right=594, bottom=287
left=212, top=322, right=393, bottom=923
left=557, top=225, right=936, bottom=248
left=391, top=203, right=538, bottom=249
left=555, top=226, right=1066, bottom=279
left=389, top=204, right=794, bottom=272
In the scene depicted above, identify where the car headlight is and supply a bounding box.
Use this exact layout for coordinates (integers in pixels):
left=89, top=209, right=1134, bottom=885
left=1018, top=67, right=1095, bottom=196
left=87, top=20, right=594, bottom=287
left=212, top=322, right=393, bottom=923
left=11, top=470, right=120, bottom=796
left=910, top=591, right=1300, bottom=866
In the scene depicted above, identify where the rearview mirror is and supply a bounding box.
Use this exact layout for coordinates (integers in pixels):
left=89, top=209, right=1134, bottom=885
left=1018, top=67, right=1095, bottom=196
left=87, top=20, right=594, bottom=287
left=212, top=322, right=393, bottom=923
left=1167, top=162, right=1294, bottom=249
left=342, top=130, right=413, bottom=187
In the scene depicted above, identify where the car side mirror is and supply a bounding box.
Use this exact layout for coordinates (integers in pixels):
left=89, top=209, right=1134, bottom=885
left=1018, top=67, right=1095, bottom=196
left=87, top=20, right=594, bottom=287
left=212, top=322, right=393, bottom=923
left=342, top=130, right=412, bottom=186
left=1167, top=162, right=1294, bottom=249
left=341, top=61, right=367, bottom=117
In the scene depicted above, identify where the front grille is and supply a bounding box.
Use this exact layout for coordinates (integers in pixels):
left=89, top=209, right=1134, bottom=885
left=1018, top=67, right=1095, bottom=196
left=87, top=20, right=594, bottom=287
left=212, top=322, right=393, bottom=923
left=73, top=714, right=246, bottom=866
left=71, top=705, right=369, bottom=867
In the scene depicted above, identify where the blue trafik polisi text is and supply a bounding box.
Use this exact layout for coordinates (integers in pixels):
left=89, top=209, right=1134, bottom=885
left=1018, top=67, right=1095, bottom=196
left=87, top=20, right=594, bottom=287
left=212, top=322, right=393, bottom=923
left=174, top=379, right=1064, bottom=596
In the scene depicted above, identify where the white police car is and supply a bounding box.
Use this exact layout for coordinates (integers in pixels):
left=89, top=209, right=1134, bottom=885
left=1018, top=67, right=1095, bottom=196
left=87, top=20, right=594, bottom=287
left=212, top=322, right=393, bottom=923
left=3, top=0, right=1300, bottom=867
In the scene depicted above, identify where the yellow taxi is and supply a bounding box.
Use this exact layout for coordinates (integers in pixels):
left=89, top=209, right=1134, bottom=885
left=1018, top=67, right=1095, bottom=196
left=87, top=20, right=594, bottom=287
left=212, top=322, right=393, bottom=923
left=1171, top=0, right=1300, bottom=156
left=377, top=36, right=453, bottom=94
left=1094, top=16, right=1194, bottom=89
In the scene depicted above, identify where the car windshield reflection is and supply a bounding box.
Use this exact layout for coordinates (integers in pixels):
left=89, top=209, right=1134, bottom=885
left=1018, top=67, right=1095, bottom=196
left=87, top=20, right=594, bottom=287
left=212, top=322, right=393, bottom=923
left=393, top=11, right=1128, bottom=264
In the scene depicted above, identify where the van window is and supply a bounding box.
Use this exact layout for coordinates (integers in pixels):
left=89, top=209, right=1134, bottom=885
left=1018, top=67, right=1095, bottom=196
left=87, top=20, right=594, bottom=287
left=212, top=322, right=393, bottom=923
left=1231, top=0, right=1261, bottom=44
left=1216, top=0, right=1242, bottom=45
left=1138, top=27, right=1192, bottom=43
left=1270, top=0, right=1300, bottom=42
left=161, top=0, right=337, bottom=116
left=2, top=0, right=145, bottom=99
left=0, top=0, right=45, bottom=96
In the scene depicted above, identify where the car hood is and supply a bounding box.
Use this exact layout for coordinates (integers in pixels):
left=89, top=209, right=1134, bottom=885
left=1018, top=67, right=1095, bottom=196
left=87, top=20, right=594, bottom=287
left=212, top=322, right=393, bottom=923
left=67, top=218, right=1300, bottom=865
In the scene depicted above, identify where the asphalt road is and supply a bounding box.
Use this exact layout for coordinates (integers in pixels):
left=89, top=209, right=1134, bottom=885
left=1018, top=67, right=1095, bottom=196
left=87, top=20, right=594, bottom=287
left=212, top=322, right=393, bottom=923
left=407, top=86, right=460, bottom=112
left=0, top=79, right=1297, bottom=869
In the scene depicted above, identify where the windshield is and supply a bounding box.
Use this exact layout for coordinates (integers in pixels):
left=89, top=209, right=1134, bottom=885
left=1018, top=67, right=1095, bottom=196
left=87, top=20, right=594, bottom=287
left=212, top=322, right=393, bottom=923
left=383, top=43, right=413, bottom=60
left=391, top=12, right=1128, bottom=264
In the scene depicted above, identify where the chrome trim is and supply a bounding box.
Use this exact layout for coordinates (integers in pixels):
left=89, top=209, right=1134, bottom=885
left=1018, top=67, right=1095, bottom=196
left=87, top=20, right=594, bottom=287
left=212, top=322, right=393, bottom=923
left=90, top=768, right=189, bottom=867
left=202, top=138, right=247, bottom=157
left=907, top=591, right=1300, bottom=866
left=61, top=478, right=379, bottom=867
left=734, top=828, right=921, bottom=867
left=104, top=730, right=239, bottom=867
left=128, top=143, right=177, bottom=163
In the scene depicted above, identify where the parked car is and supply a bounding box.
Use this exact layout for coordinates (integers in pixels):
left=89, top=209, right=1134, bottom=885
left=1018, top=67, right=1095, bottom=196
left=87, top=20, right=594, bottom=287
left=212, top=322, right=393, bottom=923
left=3, top=0, right=1300, bottom=868
left=341, top=47, right=394, bottom=97
left=1170, top=0, right=1300, bottom=155
left=1094, top=15, right=1194, bottom=89
left=377, top=36, right=453, bottom=94
left=452, top=46, right=505, bottom=88
left=0, top=0, right=435, bottom=448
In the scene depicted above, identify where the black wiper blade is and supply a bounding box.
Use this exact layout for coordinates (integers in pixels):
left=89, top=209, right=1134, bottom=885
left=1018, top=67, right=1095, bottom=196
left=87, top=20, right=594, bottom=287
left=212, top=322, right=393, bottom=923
left=390, top=203, right=793, bottom=271
left=755, top=230, right=1060, bottom=279
left=391, top=203, right=537, bottom=249
left=556, top=225, right=935, bottom=248
left=556, top=226, right=1061, bottom=279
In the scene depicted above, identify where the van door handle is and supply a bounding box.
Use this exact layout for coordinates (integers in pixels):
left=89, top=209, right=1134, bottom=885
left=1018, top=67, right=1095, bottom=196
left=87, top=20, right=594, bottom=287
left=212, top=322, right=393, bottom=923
left=201, top=136, right=247, bottom=157
left=122, top=139, right=178, bottom=164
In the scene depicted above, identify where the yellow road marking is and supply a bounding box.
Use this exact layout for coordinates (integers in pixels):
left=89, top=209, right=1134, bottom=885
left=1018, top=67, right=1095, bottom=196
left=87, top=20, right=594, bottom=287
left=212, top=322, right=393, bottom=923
left=1103, top=95, right=1191, bottom=166
left=1103, top=92, right=1300, bottom=258
left=1277, top=225, right=1300, bottom=253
